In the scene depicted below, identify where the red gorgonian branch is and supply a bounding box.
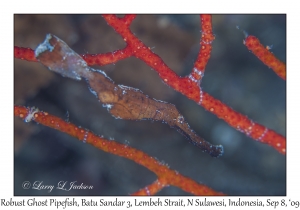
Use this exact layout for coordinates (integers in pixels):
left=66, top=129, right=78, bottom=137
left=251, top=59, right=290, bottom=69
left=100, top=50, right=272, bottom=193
left=14, top=105, right=224, bottom=195
left=244, top=35, right=286, bottom=80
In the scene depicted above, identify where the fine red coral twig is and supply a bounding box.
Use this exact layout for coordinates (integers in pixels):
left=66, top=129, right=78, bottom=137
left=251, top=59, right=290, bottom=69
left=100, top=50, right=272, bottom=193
left=14, top=105, right=224, bottom=195
left=244, top=35, right=286, bottom=80
left=192, top=14, right=215, bottom=79
left=130, top=178, right=168, bottom=196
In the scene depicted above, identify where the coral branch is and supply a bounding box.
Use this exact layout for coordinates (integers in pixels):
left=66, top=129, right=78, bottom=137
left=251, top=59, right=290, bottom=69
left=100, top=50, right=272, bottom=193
left=131, top=178, right=167, bottom=195
left=14, top=46, right=37, bottom=62
left=191, top=14, right=215, bottom=80
left=122, top=14, right=137, bottom=26
left=14, top=105, right=224, bottom=195
left=244, top=35, right=286, bottom=80
left=82, top=46, right=133, bottom=66
left=14, top=46, right=132, bottom=66
left=201, top=92, right=286, bottom=155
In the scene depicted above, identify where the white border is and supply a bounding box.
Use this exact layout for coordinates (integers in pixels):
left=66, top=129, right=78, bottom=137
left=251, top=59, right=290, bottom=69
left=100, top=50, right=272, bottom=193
left=2, top=0, right=299, bottom=209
